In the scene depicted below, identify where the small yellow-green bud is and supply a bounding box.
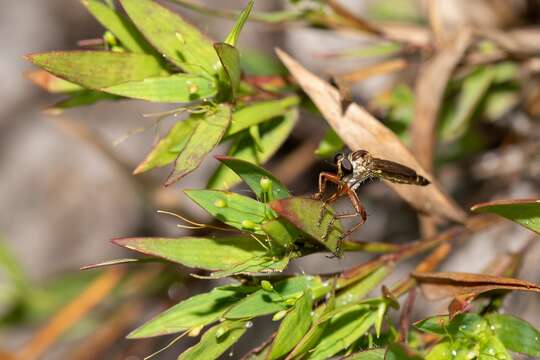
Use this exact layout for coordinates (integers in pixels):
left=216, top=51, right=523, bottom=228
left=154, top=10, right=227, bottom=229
left=188, top=325, right=204, bottom=337
left=283, top=297, right=297, bottom=306
left=241, top=220, right=258, bottom=230
left=214, top=199, right=227, bottom=208
left=111, top=46, right=125, bottom=53
left=272, top=310, right=288, bottom=321
left=103, top=31, right=117, bottom=46
left=260, top=177, right=272, bottom=193
left=188, top=83, right=199, bottom=94
left=261, top=280, right=274, bottom=292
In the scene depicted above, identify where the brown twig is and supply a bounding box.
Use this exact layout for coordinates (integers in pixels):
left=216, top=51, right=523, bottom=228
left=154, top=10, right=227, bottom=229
left=18, top=268, right=125, bottom=360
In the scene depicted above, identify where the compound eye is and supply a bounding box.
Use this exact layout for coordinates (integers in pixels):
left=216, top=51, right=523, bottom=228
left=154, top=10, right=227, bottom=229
left=333, top=153, right=344, bottom=164
left=341, top=158, right=353, bottom=174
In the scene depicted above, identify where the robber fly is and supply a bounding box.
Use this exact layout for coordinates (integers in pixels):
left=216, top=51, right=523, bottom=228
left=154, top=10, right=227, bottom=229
left=314, top=150, right=430, bottom=254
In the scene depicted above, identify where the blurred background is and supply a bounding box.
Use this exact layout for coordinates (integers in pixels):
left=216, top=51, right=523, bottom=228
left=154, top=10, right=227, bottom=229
left=1, top=0, right=540, bottom=359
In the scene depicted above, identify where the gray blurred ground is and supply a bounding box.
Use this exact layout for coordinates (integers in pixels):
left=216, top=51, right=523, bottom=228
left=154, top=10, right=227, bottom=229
left=1, top=0, right=540, bottom=358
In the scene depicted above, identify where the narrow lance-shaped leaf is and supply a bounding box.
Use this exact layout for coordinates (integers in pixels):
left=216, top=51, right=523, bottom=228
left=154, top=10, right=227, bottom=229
left=178, top=321, right=247, bottom=360
left=345, top=349, right=385, bottom=360
left=165, top=103, right=231, bottom=185
left=112, top=236, right=267, bottom=271
left=412, top=271, right=540, bottom=301
left=471, top=199, right=540, bottom=235
left=120, top=0, right=219, bottom=76
left=81, top=0, right=156, bottom=54
left=215, top=156, right=290, bottom=201
left=224, top=0, right=254, bottom=46
left=485, top=313, right=540, bottom=356
left=127, top=286, right=248, bottom=338
left=25, top=51, right=166, bottom=90
left=25, top=70, right=82, bottom=93
left=133, top=118, right=197, bottom=174
left=208, top=109, right=298, bottom=190
left=271, top=197, right=343, bottom=254
left=102, top=73, right=217, bottom=103
left=47, top=91, right=119, bottom=114
left=184, top=189, right=268, bottom=234
left=268, top=289, right=313, bottom=360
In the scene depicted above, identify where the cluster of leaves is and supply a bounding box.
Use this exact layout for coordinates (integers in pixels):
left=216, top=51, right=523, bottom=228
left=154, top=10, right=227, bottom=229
left=27, top=0, right=299, bottom=188
left=22, top=0, right=540, bottom=359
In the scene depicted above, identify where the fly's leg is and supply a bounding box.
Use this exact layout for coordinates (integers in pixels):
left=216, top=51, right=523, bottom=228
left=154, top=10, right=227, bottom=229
left=335, top=189, right=367, bottom=253
left=314, top=172, right=342, bottom=227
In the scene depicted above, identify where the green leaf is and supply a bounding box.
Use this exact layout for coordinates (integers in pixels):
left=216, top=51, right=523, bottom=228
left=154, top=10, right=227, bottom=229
left=47, top=90, right=119, bottom=113
left=26, top=70, right=83, bottom=93
left=224, top=0, right=254, bottom=46
left=268, top=289, right=313, bottom=359
left=113, top=236, right=267, bottom=271
left=81, top=0, right=155, bottom=53
left=335, top=265, right=393, bottom=307
left=224, top=96, right=299, bottom=137
left=315, top=128, right=344, bottom=158
left=134, top=118, right=197, bottom=174
left=214, top=156, right=290, bottom=201
left=479, top=335, right=511, bottom=360
left=425, top=341, right=462, bottom=360
left=208, top=108, right=298, bottom=190
left=178, top=321, right=247, bottom=360
left=261, top=219, right=298, bottom=248
left=214, top=43, right=241, bottom=100
left=485, top=313, right=540, bottom=356
left=25, top=51, right=165, bottom=90
left=208, top=255, right=290, bottom=279
left=240, top=48, right=287, bottom=76
left=127, top=287, right=246, bottom=338
left=415, top=313, right=486, bottom=337
left=225, top=276, right=322, bottom=319
left=471, top=199, right=540, bottom=235
left=346, top=349, right=385, bottom=360
left=120, top=0, right=219, bottom=76
left=308, top=308, right=378, bottom=360
left=413, top=315, right=449, bottom=335
left=102, top=74, right=217, bottom=103
left=440, top=66, right=494, bottom=142
left=165, top=103, right=231, bottom=185
left=271, top=197, right=343, bottom=254
left=184, top=189, right=268, bottom=234
left=0, top=238, right=29, bottom=292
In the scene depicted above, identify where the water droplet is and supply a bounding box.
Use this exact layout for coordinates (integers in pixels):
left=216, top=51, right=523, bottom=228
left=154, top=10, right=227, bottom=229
left=488, top=348, right=496, bottom=355
left=245, top=321, right=253, bottom=328
left=322, top=281, right=330, bottom=287
left=310, top=311, right=315, bottom=317
left=229, top=350, right=234, bottom=357
left=490, top=325, right=496, bottom=331
left=451, top=350, right=457, bottom=357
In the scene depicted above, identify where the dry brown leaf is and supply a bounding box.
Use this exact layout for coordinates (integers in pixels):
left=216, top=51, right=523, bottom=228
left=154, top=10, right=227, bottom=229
left=276, top=48, right=465, bottom=223
left=412, top=271, right=540, bottom=301
left=477, top=27, right=540, bottom=56
left=327, top=0, right=382, bottom=35
left=410, top=30, right=472, bottom=172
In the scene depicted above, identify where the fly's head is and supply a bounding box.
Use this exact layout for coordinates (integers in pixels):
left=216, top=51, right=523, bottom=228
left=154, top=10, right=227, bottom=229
left=333, top=150, right=373, bottom=188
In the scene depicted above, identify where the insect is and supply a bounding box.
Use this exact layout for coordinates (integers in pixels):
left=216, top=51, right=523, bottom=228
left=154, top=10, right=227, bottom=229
left=314, top=150, right=430, bottom=254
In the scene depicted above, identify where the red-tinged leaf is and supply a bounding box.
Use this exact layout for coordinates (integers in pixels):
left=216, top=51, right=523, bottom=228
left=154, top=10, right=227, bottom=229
left=412, top=271, right=540, bottom=301
left=25, top=70, right=82, bottom=93
left=275, top=48, right=465, bottom=223
left=271, top=197, right=343, bottom=254
left=471, top=198, right=540, bottom=235
left=25, top=51, right=166, bottom=90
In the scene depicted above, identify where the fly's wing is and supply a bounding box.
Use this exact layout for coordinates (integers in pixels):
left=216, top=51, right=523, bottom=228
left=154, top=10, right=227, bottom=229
left=370, top=158, right=430, bottom=186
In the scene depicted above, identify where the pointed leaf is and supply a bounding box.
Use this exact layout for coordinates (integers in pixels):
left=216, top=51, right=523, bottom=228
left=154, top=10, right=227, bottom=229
left=224, top=0, right=254, bottom=46
left=261, top=219, right=298, bottom=248
left=268, top=289, right=313, bottom=359
left=47, top=90, right=119, bottom=113
left=102, top=74, right=217, bottom=103
left=471, top=199, right=540, bottom=235
left=346, top=349, right=385, bottom=360
left=127, top=286, right=247, bottom=338
left=26, top=70, right=82, bottom=93
left=165, top=103, right=231, bottom=185
left=113, top=236, right=267, bottom=270
left=225, top=276, right=322, bottom=319
left=81, top=0, right=155, bottom=53
left=271, top=197, right=343, bottom=254
left=25, top=51, right=165, bottom=90
left=133, top=118, right=197, bottom=174
left=120, top=0, right=219, bottom=75
left=184, top=189, right=268, bottom=234
left=208, top=109, right=298, bottom=190
left=208, top=256, right=290, bottom=279
left=215, top=156, right=289, bottom=200
left=178, top=321, right=247, bottom=360
left=385, top=343, right=423, bottom=360
left=485, top=313, right=540, bottom=356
